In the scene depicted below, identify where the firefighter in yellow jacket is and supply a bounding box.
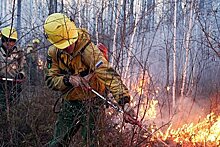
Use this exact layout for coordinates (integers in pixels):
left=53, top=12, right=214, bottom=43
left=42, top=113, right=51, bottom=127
left=44, top=13, right=132, bottom=147
left=0, top=26, right=25, bottom=112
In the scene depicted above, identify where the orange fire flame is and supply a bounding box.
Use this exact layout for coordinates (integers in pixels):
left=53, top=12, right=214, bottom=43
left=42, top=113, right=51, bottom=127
left=124, top=74, right=220, bottom=146
left=161, top=112, right=220, bottom=146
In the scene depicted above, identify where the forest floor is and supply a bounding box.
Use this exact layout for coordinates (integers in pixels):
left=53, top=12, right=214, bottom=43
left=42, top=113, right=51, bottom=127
left=0, top=85, right=219, bottom=147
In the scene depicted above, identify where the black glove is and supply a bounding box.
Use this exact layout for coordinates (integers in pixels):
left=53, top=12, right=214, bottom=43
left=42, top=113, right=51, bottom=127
left=16, top=72, right=24, bottom=80
left=63, top=75, right=72, bottom=86
left=118, top=96, right=131, bottom=107
left=63, top=75, right=90, bottom=88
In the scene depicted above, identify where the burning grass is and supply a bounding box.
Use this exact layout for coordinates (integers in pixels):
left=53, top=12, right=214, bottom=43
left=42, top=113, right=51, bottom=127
left=161, top=112, right=220, bottom=146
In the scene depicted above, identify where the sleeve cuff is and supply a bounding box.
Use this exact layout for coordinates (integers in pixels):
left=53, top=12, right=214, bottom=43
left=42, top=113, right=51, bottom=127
left=63, top=75, right=72, bottom=87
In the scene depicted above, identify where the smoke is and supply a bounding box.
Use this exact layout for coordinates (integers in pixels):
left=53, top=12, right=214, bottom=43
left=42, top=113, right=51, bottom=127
left=172, top=97, right=209, bottom=129
left=152, top=96, right=213, bottom=130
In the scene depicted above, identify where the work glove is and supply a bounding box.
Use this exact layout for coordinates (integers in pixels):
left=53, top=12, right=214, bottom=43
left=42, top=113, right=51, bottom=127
left=118, top=96, right=130, bottom=106
left=15, top=72, right=25, bottom=80
left=119, top=95, right=137, bottom=125
left=68, top=75, right=90, bottom=89
left=123, top=103, right=142, bottom=127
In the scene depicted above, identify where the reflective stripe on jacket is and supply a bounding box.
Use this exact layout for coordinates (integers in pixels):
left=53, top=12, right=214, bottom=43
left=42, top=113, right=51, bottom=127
left=45, top=29, right=130, bottom=102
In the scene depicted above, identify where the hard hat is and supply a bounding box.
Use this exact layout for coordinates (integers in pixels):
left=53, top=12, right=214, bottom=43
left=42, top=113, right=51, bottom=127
left=43, top=13, right=78, bottom=49
left=1, top=26, right=18, bottom=40
left=32, top=39, right=40, bottom=44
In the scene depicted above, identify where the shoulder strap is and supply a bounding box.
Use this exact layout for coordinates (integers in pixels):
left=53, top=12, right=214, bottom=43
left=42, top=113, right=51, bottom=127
left=79, top=40, right=91, bottom=55
left=79, top=40, right=91, bottom=67
left=56, top=41, right=91, bottom=74
left=56, top=49, right=61, bottom=65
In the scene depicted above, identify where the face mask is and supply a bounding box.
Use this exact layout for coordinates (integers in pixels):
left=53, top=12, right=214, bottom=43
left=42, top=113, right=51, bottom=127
left=63, top=43, right=75, bottom=54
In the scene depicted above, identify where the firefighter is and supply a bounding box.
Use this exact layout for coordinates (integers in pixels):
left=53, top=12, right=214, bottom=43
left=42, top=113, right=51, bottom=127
left=44, top=13, right=134, bottom=147
left=0, top=26, right=26, bottom=112
left=26, top=38, right=40, bottom=86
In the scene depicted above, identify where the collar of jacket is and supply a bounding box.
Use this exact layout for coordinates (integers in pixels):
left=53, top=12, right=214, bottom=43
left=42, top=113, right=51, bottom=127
left=70, top=29, right=91, bottom=56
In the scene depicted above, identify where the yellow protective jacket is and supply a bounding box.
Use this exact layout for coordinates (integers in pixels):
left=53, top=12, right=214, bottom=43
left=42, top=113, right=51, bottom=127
left=45, top=29, right=130, bottom=103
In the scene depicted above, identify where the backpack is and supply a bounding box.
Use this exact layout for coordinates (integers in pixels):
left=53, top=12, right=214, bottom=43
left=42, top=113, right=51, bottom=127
left=97, top=43, right=108, bottom=61
left=78, top=42, right=109, bottom=60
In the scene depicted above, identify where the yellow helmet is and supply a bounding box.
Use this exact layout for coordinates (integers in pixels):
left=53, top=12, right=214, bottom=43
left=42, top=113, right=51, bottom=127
left=1, top=26, right=18, bottom=40
left=32, top=38, right=40, bottom=44
left=43, top=13, right=78, bottom=49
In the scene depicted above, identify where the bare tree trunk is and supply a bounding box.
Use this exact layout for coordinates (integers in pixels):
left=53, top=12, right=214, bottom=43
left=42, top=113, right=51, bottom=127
left=120, top=0, right=127, bottom=73
left=0, top=0, right=3, bottom=18
left=77, top=0, right=81, bottom=27
left=180, top=0, right=194, bottom=98
left=84, top=0, right=89, bottom=28
left=54, top=0, right=57, bottom=12
left=17, top=0, right=22, bottom=40
left=60, top=0, right=64, bottom=13
left=111, top=0, right=123, bottom=66
left=95, top=10, right=99, bottom=44
left=107, top=1, right=112, bottom=35
left=129, top=0, right=134, bottom=27
left=165, top=37, right=171, bottom=118
left=172, top=0, right=177, bottom=111
left=123, top=2, right=141, bottom=80
left=49, top=0, right=54, bottom=14
left=3, top=0, right=7, bottom=17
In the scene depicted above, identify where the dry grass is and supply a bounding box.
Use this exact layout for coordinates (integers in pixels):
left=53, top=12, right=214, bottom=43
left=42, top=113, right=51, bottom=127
left=0, top=85, right=219, bottom=147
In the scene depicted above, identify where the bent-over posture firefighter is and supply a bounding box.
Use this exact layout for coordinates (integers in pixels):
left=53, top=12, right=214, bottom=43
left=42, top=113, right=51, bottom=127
left=44, top=13, right=134, bottom=147
left=0, top=26, right=26, bottom=112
